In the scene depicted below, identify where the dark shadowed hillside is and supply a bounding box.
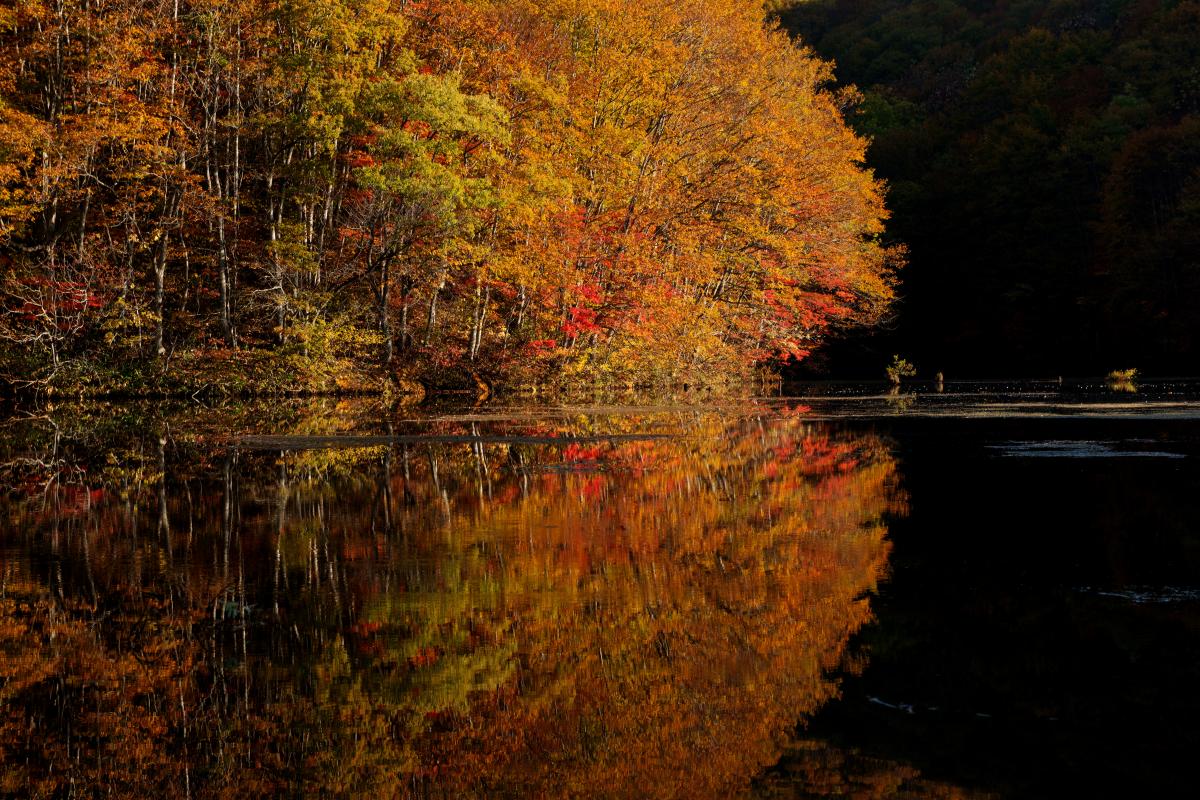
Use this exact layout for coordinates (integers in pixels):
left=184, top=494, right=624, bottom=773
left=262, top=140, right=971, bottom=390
left=778, top=0, right=1200, bottom=376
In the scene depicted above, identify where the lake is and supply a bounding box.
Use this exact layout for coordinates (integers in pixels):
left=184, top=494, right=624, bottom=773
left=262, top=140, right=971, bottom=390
left=2, top=383, right=1199, bottom=797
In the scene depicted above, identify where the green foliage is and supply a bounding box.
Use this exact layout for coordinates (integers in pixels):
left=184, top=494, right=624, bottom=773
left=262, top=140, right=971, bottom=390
left=885, top=354, right=916, bottom=384
left=779, top=0, right=1200, bottom=375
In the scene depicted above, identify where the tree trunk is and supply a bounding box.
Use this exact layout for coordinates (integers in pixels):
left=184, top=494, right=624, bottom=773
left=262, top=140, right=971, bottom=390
left=425, top=268, right=447, bottom=346
left=155, top=232, right=168, bottom=357
left=379, top=257, right=393, bottom=364
left=469, top=283, right=490, bottom=361
left=217, top=215, right=235, bottom=346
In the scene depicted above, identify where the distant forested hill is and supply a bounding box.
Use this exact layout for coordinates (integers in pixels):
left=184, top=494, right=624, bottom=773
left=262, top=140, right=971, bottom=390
left=777, top=0, right=1200, bottom=376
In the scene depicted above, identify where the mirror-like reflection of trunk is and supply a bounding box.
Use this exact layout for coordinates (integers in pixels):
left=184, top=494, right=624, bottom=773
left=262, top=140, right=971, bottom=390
left=0, top=402, right=905, bottom=798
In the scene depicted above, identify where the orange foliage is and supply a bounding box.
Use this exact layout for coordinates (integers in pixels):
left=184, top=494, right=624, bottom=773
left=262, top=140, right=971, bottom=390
left=0, top=403, right=913, bottom=797
left=0, top=0, right=895, bottom=390
left=411, top=0, right=897, bottom=384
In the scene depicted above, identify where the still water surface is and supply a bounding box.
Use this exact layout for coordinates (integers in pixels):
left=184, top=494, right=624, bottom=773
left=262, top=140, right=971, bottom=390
left=2, top=387, right=1199, bottom=797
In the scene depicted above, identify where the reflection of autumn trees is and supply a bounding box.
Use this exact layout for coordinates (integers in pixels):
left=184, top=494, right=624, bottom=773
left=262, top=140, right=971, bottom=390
left=0, top=405, right=905, bottom=797
left=754, top=739, right=997, bottom=799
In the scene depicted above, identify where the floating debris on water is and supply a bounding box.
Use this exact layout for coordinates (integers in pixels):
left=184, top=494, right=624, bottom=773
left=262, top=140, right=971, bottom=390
left=868, top=696, right=917, bottom=714
left=986, top=440, right=1186, bottom=459
left=1076, top=586, right=1200, bottom=604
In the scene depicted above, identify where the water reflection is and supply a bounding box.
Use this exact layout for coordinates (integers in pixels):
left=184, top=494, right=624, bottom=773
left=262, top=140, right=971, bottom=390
left=0, top=404, right=905, bottom=797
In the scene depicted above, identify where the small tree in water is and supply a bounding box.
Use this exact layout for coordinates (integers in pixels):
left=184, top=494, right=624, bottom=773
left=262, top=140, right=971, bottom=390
left=886, top=355, right=916, bottom=385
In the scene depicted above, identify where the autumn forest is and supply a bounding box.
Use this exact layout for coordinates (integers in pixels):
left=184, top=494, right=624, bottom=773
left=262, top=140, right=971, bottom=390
left=0, top=0, right=896, bottom=396
left=6, top=4, right=1200, bottom=797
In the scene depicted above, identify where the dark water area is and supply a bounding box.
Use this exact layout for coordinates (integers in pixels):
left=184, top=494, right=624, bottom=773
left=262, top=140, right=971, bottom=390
left=2, top=384, right=1199, bottom=797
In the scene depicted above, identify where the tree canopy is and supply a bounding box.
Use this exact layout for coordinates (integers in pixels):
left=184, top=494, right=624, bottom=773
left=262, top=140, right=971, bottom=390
left=0, top=0, right=895, bottom=394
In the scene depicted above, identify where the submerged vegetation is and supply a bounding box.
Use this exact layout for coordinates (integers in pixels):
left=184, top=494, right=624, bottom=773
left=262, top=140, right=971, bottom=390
left=0, top=0, right=895, bottom=397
